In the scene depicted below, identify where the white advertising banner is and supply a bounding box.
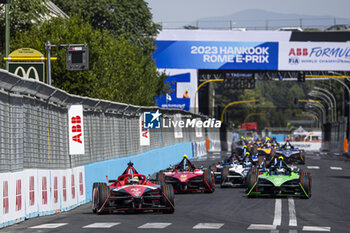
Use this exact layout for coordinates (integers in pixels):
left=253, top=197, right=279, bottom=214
left=195, top=118, right=203, bottom=138
left=279, top=42, right=350, bottom=71
left=139, top=115, right=150, bottom=146
left=68, top=105, right=85, bottom=155
left=174, top=114, right=183, bottom=138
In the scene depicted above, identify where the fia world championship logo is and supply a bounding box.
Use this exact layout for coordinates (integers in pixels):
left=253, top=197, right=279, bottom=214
left=143, top=110, right=161, bottom=129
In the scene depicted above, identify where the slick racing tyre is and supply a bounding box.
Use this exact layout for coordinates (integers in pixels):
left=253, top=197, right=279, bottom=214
left=220, top=167, right=229, bottom=188
left=246, top=171, right=258, bottom=195
left=92, top=182, right=104, bottom=213
left=203, top=168, right=215, bottom=193
left=156, top=171, right=165, bottom=185
left=161, top=183, right=175, bottom=214
left=300, top=170, right=311, bottom=199
left=299, top=152, right=306, bottom=165
left=92, top=183, right=109, bottom=214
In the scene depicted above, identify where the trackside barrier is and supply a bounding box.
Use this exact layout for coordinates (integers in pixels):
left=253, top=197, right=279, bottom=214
left=193, top=141, right=207, bottom=158
left=0, top=68, right=228, bottom=227
left=208, top=140, right=221, bottom=152
left=84, top=142, right=193, bottom=201
left=0, top=166, right=85, bottom=228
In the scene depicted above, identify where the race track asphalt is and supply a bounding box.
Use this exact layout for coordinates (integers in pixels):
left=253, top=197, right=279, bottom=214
left=2, top=151, right=350, bottom=233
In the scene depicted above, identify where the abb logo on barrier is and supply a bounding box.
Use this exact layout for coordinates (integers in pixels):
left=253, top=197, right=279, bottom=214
left=16, top=179, right=22, bottom=211
left=289, top=48, right=308, bottom=56
left=71, top=116, right=82, bottom=144
left=3, top=181, right=9, bottom=214
left=68, top=105, right=85, bottom=155
left=29, top=176, right=35, bottom=206
left=141, top=121, right=149, bottom=138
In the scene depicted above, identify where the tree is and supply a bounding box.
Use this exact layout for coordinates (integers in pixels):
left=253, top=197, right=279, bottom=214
left=12, top=15, right=166, bottom=106
left=0, top=0, right=50, bottom=68
left=52, top=0, right=161, bottom=55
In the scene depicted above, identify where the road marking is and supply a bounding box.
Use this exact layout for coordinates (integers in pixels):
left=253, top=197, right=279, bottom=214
left=138, top=223, right=172, bottom=229
left=82, top=222, right=120, bottom=228
left=288, top=198, right=297, bottom=227
left=273, top=199, right=282, bottom=226
left=307, top=166, right=320, bottom=169
left=213, top=152, right=221, bottom=155
left=247, top=224, right=277, bottom=230
left=226, top=152, right=231, bottom=155
left=289, top=230, right=298, bottom=233
left=193, top=223, right=224, bottom=229
left=302, top=226, right=331, bottom=231
left=30, top=223, right=68, bottom=229
left=330, top=166, right=343, bottom=170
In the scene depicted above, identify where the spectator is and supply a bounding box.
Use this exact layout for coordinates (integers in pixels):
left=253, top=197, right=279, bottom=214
left=183, top=89, right=189, bottom=98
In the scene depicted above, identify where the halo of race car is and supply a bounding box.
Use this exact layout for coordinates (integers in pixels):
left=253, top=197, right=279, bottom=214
left=91, top=136, right=311, bottom=215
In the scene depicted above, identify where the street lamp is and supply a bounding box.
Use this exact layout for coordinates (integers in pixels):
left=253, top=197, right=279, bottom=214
left=305, top=102, right=326, bottom=124
left=1, top=0, right=11, bottom=58
left=309, top=91, right=334, bottom=122
left=314, top=86, right=337, bottom=120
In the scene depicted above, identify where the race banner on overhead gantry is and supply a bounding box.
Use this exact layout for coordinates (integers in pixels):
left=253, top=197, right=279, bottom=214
left=153, top=41, right=278, bottom=70
left=154, top=30, right=350, bottom=71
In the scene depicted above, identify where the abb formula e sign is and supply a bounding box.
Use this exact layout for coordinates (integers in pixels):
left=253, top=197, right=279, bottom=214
left=279, top=42, right=350, bottom=71
left=68, top=105, right=85, bottom=155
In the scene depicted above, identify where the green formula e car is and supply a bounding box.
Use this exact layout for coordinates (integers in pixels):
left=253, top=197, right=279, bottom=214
left=246, top=157, right=311, bottom=198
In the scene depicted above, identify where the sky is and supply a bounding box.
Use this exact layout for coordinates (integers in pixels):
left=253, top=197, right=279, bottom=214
left=144, top=0, right=350, bottom=23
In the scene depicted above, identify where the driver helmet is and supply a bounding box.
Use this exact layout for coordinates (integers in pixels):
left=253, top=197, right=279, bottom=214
left=266, top=143, right=271, bottom=148
left=129, top=176, right=139, bottom=184
left=277, top=167, right=285, bottom=174
left=286, top=144, right=291, bottom=150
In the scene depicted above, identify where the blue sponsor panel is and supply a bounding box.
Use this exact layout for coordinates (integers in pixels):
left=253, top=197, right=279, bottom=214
left=155, top=73, right=190, bottom=111
left=153, top=41, right=278, bottom=70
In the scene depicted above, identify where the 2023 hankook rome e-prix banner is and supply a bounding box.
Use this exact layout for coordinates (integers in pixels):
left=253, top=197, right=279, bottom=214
left=153, top=40, right=350, bottom=71
left=153, top=41, right=279, bottom=70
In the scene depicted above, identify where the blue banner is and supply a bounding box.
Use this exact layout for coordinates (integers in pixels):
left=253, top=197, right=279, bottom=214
left=155, top=73, right=190, bottom=111
left=153, top=41, right=278, bottom=70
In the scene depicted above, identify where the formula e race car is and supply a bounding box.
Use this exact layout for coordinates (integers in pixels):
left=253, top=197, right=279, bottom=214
left=220, top=159, right=252, bottom=188
left=92, top=162, right=175, bottom=214
left=274, top=141, right=305, bottom=164
left=246, top=157, right=311, bottom=198
left=160, top=155, right=215, bottom=193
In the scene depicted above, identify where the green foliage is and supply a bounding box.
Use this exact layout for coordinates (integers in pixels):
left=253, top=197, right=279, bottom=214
left=0, top=0, right=49, bottom=34
left=51, top=0, right=161, bottom=55
left=0, top=0, right=50, bottom=67
left=11, top=15, right=166, bottom=106
left=215, top=80, right=316, bottom=130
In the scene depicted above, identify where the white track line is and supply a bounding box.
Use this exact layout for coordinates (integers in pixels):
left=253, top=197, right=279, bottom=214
left=307, top=166, right=320, bottom=169
left=193, top=223, right=224, bottom=229
left=302, top=226, right=331, bottom=231
left=82, top=222, right=120, bottom=228
left=330, top=166, right=343, bottom=170
left=30, top=223, right=68, bottom=229
left=288, top=198, right=297, bottom=227
left=247, top=224, right=276, bottom=230
left=138, top=223, right=172, bottom=229
left=273, top=199, right=282, bottom=226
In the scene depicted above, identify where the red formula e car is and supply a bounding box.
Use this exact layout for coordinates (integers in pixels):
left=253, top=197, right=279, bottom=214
left=159, top=155, right=215, bottom=193
left=92, top=162, right=175, bottom=214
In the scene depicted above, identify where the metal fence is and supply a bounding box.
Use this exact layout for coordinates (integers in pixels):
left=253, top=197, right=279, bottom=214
left=0, top=69, right=222, bottom=173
